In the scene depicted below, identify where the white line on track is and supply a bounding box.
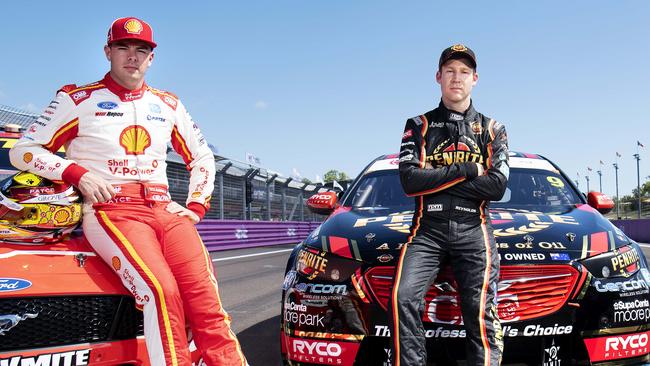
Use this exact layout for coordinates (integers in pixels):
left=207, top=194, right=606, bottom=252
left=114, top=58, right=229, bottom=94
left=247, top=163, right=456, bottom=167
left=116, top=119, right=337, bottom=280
left=212, top=248, right=294, bottom=262
left=638, top=243, right=650, bottom=248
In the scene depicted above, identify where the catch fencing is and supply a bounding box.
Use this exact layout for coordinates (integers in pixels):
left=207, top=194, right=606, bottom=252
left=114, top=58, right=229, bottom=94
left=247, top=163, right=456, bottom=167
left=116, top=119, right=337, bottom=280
left=166, top=153, right=327, bottom=222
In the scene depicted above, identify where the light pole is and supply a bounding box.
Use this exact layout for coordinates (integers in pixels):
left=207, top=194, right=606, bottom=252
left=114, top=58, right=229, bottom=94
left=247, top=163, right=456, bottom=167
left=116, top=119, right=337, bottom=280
left=613, top=162, right=620, bottom=219
left=586, top=175, right=590, bottom=193
left=634, top=153, right=641, bottom=218
left=597, top=170, right=602, bottom=193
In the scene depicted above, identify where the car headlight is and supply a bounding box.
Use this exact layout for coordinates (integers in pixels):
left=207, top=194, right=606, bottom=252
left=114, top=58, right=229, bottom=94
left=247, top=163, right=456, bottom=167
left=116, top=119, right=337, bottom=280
left=579, top=244, right=642, bottom=279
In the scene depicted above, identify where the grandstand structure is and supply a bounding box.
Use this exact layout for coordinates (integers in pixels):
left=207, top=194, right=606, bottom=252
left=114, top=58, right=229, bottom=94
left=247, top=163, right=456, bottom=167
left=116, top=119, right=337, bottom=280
left=0, top=103, right=328, bottom=221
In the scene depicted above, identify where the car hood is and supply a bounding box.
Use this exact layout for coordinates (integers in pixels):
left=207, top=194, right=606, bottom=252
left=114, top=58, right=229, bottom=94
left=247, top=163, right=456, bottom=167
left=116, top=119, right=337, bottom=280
left=303, top=204, right=632, bottom=266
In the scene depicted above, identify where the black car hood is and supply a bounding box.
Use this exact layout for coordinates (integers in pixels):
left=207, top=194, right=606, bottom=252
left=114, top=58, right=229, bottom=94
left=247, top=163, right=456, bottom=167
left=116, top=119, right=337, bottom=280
left=303, top=204, right=632, bottom=266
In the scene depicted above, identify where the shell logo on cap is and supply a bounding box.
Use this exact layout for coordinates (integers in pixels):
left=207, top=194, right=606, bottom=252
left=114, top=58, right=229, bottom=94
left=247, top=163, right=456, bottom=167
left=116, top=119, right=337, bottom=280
left=124, top=19, right=144, bottom=35
left=451, top=44, right=468, bottom=52
left=23, top=153, right=33, bottom=164
left=119, top=125, right=151, bottom=155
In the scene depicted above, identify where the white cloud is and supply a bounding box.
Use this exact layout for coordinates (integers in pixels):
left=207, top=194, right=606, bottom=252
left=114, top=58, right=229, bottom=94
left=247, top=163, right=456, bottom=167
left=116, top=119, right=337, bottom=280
left=254, top=100, right=269, bottom=110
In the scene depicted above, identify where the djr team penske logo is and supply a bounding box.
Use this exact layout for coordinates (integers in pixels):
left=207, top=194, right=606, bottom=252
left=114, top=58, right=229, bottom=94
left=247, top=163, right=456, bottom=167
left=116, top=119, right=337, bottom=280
left=119, top=125, right=151, bottom=155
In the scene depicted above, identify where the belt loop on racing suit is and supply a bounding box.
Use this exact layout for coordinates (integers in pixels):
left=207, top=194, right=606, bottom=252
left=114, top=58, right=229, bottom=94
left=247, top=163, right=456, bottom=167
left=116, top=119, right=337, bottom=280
left=110, top=183, right=171, bottom=207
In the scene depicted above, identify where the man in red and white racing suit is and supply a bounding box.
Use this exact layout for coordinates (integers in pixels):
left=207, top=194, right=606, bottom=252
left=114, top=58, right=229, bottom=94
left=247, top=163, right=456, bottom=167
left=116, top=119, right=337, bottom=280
left=9, top=17, right=247, bottom=366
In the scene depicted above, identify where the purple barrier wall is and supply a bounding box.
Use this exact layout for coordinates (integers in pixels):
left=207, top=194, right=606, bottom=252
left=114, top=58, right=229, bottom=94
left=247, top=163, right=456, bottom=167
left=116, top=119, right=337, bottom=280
left=611, top=219, right=650, bottom=243
left=196, top=220, right=321, bottom=251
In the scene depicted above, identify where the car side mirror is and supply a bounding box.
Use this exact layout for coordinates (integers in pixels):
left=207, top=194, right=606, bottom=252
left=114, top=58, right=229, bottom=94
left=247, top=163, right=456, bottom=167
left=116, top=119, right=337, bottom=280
left=587, top=191, right=614, bottom=214
left=307, top=192, right=338, bottom=215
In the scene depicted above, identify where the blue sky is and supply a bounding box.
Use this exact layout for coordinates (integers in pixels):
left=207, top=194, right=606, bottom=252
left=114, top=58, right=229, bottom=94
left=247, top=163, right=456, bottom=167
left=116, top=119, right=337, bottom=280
left=0, top=1, right=648, bottom=197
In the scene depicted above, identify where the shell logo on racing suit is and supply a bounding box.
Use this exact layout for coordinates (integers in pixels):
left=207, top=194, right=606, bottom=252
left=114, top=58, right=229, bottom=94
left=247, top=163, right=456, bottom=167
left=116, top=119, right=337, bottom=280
left=119, top=125, right=151, bottom=155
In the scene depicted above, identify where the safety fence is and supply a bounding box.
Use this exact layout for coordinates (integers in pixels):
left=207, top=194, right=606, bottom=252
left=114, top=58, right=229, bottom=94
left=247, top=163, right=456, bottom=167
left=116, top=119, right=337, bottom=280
left=606, top=200, right=650, bottom=220
left=167, top=154, right=328, bottom=222
left=196, top=219, right=320, bottom=251
left=611, top=219, right=650, bottom=243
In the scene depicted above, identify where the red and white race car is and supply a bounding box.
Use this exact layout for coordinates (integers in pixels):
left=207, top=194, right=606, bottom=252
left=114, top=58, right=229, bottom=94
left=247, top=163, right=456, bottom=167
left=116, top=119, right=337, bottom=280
left=0, top=130, right=202, bottom=365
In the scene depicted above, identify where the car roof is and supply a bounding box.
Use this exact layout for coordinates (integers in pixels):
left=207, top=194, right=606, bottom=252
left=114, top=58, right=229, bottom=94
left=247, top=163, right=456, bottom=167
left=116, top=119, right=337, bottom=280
left=367, top=152, right=558, bottom=174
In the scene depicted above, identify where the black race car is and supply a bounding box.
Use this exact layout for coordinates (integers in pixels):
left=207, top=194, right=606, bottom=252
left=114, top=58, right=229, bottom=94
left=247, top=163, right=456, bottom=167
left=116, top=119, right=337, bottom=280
left=280, top=152, right=650, bottom=365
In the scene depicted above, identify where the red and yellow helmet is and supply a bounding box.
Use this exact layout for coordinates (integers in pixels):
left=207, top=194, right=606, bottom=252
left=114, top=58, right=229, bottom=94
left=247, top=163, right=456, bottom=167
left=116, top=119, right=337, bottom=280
left=0, top=172, right=81, bottom=244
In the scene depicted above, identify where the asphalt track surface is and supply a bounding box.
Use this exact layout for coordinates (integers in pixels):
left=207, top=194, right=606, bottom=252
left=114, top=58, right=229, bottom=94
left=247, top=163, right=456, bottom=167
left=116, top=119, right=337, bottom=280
left=210, top=244, right=296, bottom=366
left=212, top=243, right=650, bottom=366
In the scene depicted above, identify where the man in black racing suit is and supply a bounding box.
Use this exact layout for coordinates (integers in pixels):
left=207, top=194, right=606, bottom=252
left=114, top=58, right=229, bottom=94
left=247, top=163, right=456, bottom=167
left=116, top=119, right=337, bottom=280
left=389, top=44, right=509, bottom=366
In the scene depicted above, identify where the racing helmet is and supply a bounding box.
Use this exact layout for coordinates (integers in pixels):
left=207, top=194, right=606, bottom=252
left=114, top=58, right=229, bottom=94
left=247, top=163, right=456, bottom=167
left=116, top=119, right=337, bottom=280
left=0, top=172, right=82, bottom=244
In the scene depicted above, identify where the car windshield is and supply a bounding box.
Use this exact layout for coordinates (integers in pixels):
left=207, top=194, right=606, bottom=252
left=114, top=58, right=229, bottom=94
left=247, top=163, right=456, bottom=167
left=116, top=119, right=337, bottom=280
left=345, top=171, right=414, bottom=211
left=344, top=167, right=581, bottom=211
left=491, top=168, right=582, bottom=208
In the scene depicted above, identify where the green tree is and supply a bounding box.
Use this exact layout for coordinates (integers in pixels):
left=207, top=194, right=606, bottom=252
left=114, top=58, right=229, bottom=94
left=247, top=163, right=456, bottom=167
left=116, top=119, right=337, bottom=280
left=642, top=180, right=650, bottom=196
left=301, top=177, right=313, bottom=185
left=323, top=170, right=349, bottom=183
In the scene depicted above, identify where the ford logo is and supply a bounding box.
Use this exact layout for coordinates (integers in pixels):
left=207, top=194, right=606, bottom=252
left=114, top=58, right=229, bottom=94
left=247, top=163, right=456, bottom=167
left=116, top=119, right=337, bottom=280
left=0, top=278, right=32, bottom=292
left=97, top=101, right=118, bottom=110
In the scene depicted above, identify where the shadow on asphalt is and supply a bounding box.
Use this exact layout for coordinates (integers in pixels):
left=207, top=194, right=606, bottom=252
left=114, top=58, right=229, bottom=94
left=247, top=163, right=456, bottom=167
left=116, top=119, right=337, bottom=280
left=239, top=315, right=282, bottom=366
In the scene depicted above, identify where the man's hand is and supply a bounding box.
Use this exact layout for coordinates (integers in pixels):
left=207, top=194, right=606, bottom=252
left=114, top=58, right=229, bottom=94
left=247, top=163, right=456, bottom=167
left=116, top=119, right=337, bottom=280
left=166, top=201, right=200, bottom=224
left=78, top=172, right=115, bottom=203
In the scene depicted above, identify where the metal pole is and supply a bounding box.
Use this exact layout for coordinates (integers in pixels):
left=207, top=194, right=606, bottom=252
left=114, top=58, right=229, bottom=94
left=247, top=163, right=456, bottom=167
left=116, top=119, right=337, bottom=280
left=586, top=176, right=590, bottom=193
left=218, top=162, right=232, bottom=220
left=266, top=183, right=271, bottom=220
left=613, top=163, right=620, bottom=219
left=597, top=170, right=602, bottom=193
left=242, top=179, right=247, bottom=220
left=299, top=191, right=304, bottom=221
left=635, top=153, right=641, bottom=219
left=299, top=183, right=308, bottom=222
left=282, top=188, right=286, bottom=221
left=266, top=174, right=278, bottom=221
left=218, top=173, right=224, bottom=219
left=282, top=178, right=293, bottom=222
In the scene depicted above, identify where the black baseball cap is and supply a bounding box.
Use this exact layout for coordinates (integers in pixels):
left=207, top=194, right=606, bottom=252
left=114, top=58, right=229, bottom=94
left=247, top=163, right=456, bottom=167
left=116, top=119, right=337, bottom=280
left=438, top=44, right=477, bottom=70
